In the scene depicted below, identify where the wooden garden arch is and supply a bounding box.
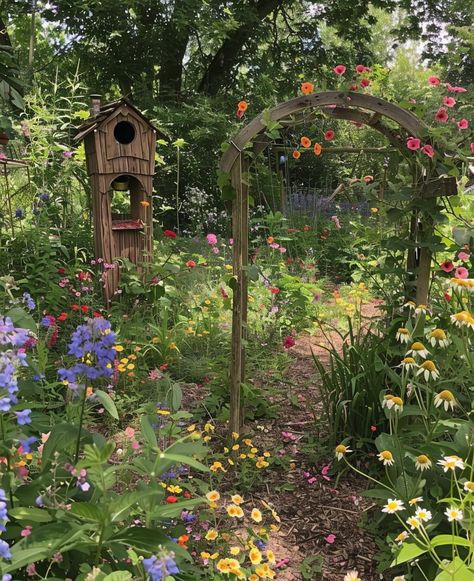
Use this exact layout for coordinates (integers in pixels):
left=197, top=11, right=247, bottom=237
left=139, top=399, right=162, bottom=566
left=220, top=90, right=457, bottom=433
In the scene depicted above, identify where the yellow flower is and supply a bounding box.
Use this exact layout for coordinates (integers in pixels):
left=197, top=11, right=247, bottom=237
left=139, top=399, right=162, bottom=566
left=239, top=453, right=247, bottom=459
left=434, top=389, right=456, bottom=411
left=249, top=547, right=262, bottom=565
left=216, top=558, right=231, bottom=573
left=251, top=508, right=263, bottom=523
left=113, top=345, right=124, bottom=352
left=266, top=549, right=276, bottom=564
left=187, top=424, right=196, bottom=432
left=206, top=490, right=220, bottom=503
left=120, top=357, right=129, bottom=364
left=228, top=458, right=234, bottom=465
left=250, top=575, right=259, bottom=581
left=256, top=457, right=269, bottom=469
left=167, top=485, right=182, bottom=494
left=378, top=450, right=394, bottom=466
left=221, top=533, right=231, bottom=542
left=210, top=461, right=226, bottom=472
left=232, top=444, right=240, bottom=451
left=157, top=409, right=170, bottom=416
left=230, top=546, right=240, bottom=555
left=250, top=447, right=258, bottom=454
left=126, top=363, right=135, bottom=370
left=232, top=431, right=239, bottom=440
left=335, top=444, right=352, bottom=460
left=169, top=342, right=177, bottom=350
left=243, top=438, right=252, bottom=446
left=231, top=494, right=244, bottom=505
left=227, top=504, right=244, bottom=518
left=200, top=551, right=210, bottom=559
left=416, top=360, right=439, bottom=381
left=205, top=529, right=218, bottom=541
left=204, top=423, right=215, bottom=433
left=263, top=451, right=271, bottom=458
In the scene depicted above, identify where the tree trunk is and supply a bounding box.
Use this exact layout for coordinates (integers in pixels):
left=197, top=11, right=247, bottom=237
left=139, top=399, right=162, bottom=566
left=198, top=0, right=283, bottom=95
left=158, top=0, right=198, bottom=101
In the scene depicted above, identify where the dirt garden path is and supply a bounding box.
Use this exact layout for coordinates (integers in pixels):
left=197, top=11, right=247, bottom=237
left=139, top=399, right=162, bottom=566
left=247, top=301, right=384, bottom=581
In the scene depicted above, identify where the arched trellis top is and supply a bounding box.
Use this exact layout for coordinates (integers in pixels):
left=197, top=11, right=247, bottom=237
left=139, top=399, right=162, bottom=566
left=220, top=91, right=428, bottom=173
left=221, top=90, right=458, bottom=435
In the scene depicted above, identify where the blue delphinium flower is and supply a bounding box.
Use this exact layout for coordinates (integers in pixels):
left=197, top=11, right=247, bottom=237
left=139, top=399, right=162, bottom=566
left=39, top=192, right=50, bottom=202
left=22, top=292, right=36, bottom=311
left=14, top=208, right=24, bottom=220
left=58, top=318, right=116, bottom=386
left=0, top=488, right=8, bottom=533
left=0, top=539, right=11, bottom=559
left=142, top=552, right=179, bottom=581
left=19, top=436, right=37, bottom=454
left=15, top=409, right=32, bottom=425
left=40, top=317, right=52, bottom=328
left=0, top=317, right=29, bottom=346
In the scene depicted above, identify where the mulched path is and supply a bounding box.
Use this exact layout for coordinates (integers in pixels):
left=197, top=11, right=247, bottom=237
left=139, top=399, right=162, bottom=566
left=240, top=301, right=385, bottom=580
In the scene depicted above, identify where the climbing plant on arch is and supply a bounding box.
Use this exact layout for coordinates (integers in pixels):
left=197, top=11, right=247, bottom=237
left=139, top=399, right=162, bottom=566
left=219, top=90, right=462, bottom=434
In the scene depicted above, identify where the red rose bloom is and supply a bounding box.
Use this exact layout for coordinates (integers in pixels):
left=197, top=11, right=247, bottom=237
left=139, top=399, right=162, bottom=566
left=270, top=287, right=280, bottom=294
left=164, top=230, right=177, bottom=238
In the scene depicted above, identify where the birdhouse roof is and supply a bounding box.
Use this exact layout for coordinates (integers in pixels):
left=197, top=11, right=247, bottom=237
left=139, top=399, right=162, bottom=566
left=75, top=98, right=167, bottom=142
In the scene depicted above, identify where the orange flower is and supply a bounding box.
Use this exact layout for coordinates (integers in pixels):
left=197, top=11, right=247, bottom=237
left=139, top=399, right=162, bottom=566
left=178, top=534, right=189, bottom=548
left=237, top=101, right=248, bottom=112
left=267, top=236, right=274, bottom=244
left=292, top=150, right=301, bottom=160
left=300, top=136, right=311, bottom=148
left=313, top=143, right=322, bottom=156
left=301, top=82, right=314, bottom=95
left=140, top=200, right=150, bottom=207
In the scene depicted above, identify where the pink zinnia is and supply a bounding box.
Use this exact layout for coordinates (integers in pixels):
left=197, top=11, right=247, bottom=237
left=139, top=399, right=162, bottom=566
left=458, top=251, right=470, bottom=262
left=324, top=130, right=335, bottom=141
left=206, top=233, right=217, bottom=245
left=435, top=108, right=449, bottom=122
left=325, top=534, right=336, bottom=544
left=406, top=137, right=421, bottom=150
left=440, top=260, right=454, bottom=273
left=428, top=76, right=440, bottom=85
left=283, top=335, right=296, bottom=349
left=211, top=246, right=219, bottom=254
left=124, top=427, right=135, bottom=438
left=421, top=144, right=434, bottom=158
left=333, top=64, right=346, bottom=75
left=457, top=118, right=468, bottom=129
left=360, top=78, right=370, bottom=88
left=443, top=96, right=456, bottom=107
left=455, top=266, right=469, bottom=279
left=355, top=64, right=367, bottom=73
left=453, top=86, right=467, bottom=93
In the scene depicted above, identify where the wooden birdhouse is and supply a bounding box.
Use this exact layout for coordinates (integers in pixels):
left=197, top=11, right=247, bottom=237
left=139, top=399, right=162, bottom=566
left=76, top=96, right=163, bottom=304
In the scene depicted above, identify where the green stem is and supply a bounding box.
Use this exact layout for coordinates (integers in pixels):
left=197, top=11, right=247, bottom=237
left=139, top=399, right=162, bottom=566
left=74, top=385, right=88, bottom=464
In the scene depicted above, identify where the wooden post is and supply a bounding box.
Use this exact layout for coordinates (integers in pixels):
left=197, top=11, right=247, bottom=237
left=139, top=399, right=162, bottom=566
left=229, top=153, right=248, bottom=434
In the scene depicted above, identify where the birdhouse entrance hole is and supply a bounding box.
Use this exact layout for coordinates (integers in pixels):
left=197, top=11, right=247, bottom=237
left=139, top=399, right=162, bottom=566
left=114, top=120, right=136, bottom=144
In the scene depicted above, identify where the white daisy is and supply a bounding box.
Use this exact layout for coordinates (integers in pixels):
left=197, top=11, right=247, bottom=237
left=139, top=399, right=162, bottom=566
left=344, top=571, right=362, bottom=581
left=434, top=389, right=456, bottom=411
left=438, top=455, right=465, bottom=472
left=444, top=507, right=463, bottom=522
left=416, top=360, right=439, bottom=381
left=378, top=450, right=395, bottom=466
left=406, top=341, right=429, bottom=359
left=394, top=531, right=409, bottom=545
left=415, top=507, right=432, bottom=522
left=427, top=328, right=450, bottom=348
left=382, top=499, right=405, bottom=514
left=335, top=444, right=352, bottom=461
left=396, top=327, right=411, bottom=344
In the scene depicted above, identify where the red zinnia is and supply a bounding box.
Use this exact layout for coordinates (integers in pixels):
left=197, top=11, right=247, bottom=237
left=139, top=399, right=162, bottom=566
left=324, top=130, right=335, bottom=141
left=57, top=312, right=68, bottom=322
left=360, top=78, right=370, bottom=88
left=186, top=260, right=196, bottom=268
left=457, top=119, right=468, bottom=130
left=270, top=287, right=280, bottom=294
left=93, top=311, right=102, bottom=318
left=421, top=144, right=434, bottom=158
left=164, top=230, right=177, bottom=238
left=355, top=64, right=367, bottom=74
left=443, top=96, right=456, bottom=108
left=71, top=304, right=80, bottom=311
left=57, top=267, right=66, bottom=274
left=283, top=335, right=296, bottom=349
left=80, top=305, right=89, bottom=313
left=428, top=75, right=440, bottom=85
left=406, top=137, right=421, bottom=150
left=166, top=496, right=178, bottom=503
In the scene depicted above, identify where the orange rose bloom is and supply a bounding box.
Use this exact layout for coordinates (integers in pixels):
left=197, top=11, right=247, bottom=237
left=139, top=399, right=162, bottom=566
left=300, top=136, right=311, bottom=148
left=313, top=143, right=322, bottom=156
left=292, top=150, right=301, bottom=159
left=301, top=82, right=314, bottom=95
left=237, top=100, right=248, bottom=112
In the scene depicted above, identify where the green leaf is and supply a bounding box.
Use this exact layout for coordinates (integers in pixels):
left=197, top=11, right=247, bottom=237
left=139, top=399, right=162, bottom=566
left=103, top=573, right=133, bottom=581
left=70, top=502, right=106, bottom=523
left=94, top=390, right=119, bottom=420
left=140, top=415, right=158, bottom=448
left=150, top=498, right=204, bottom=518
left=3, top=547, right=53, bottom=573
left=434, top=557, right=474, bottom=581
left=391, top=541, right=428, bottom=566
left=160, top=453, right=209, bottom=473
left=431, top=535, right=472, bottom=549
left=41, top=423, right=81, bottom=468
left=5, top=307, right=37, bottom=333
left=9, top=507, right=52, bottom=523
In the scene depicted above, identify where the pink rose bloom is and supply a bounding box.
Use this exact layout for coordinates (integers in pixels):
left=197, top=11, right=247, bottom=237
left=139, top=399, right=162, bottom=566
left=21, top=526, right=32, bottom=537
left=325, top=534, right=336, bottom=544
left=406, top=137, right=421, bottom=150
left=211, top=246, right=219, bottom=254
left=124, top=427, right=135, bottom=438
left=333, top=64, right=346, bottom=75
left=457, top=119, right=468, bottom=129
left=428, top=76, right=440, bottom=85
left=421, top=144, right=434, bottom=158
left=131, top=440, right=140, bottom=450
left=443, top=96, right=456, bottom=107
left=458, top=251, right=470, bottom=262
left=455, top=266, right=469, bottom=279
left=206, top=233, right=217, bottom=245
left=269, top=242, right=280, bottom=249
left=279, top=247, right=287, bottom=253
